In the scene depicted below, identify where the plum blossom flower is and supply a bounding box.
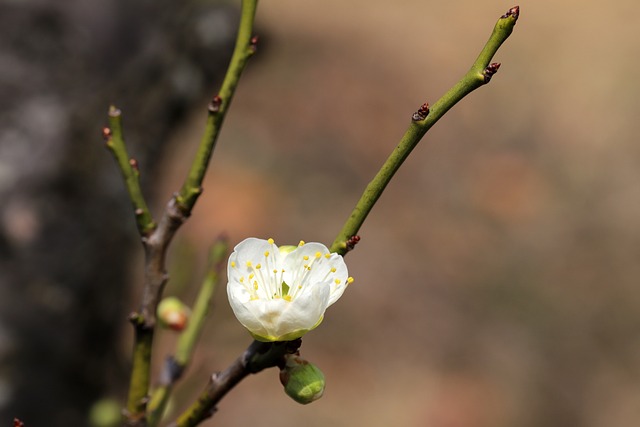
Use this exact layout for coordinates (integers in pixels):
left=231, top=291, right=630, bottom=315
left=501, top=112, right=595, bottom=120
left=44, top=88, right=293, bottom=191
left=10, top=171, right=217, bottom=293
left=227, top=237, right=353, bottom=342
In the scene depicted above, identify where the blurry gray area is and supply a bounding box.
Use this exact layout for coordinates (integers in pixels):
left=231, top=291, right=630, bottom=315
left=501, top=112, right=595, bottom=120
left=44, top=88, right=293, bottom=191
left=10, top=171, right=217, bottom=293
left=0, top=0, right=236, bottom=424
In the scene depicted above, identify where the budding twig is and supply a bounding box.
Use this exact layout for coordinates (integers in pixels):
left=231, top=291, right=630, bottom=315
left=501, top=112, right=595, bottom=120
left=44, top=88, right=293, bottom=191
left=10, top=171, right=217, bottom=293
left=116, top=0, right=261, bottom=425
left=330, top=6, right=520, bottom=255
left=104, top=106, right=156, bottom=236
left=176, top=0, right=260, bottom=213
left=147, top=236, right=229, bottom=427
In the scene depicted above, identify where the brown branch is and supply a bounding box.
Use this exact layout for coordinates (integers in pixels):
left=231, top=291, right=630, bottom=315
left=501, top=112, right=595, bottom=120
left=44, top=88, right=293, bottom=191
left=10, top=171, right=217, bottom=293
left=170, top=340, right=301, bottom=427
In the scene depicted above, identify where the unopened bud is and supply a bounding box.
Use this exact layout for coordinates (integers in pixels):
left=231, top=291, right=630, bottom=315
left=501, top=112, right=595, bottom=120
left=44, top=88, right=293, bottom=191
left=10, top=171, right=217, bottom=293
left=279, top=354, right=325, bottom=404
left=157, top=297, right=190, bottom=331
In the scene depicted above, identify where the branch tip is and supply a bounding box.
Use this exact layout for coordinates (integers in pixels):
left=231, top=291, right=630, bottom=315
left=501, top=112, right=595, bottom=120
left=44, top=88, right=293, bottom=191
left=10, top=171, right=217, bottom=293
left=501, top=5, right=520, bottom=20
left=483, top=62, right=501, bottom=83
left=411, top=103, right=430, bottom=122
left=108, top=105, right=121, bottom=117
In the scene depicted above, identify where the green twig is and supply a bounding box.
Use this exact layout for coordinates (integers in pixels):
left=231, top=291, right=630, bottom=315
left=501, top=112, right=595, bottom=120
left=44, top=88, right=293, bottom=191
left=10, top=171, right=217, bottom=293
left=147, top=237, right=229, bottom=427
left=176, top=0, right=260, bottom=213
left=330, top=6, right=520, bottom=255
left=105, top=106, right=156, bottom=235
left=120, top=1, right=260, bottom=425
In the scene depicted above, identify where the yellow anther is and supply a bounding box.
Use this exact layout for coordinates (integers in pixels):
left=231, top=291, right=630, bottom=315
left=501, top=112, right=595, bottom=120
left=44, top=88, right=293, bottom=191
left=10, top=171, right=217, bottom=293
left=255, top=264, right=262, bottom=269
left=231, top=261, right=236, bottom=268
left=330, top=267, right=336, bottom=273
left=250, top=295, right=259, bottom=301
left=239, top=277, right=245, bottom=283
left=303, top=264, right=308, bottom=269
left=253, top=281, right=259, bottom=290
left=246, top=261, right=252, bottom=268
left=298, top=285, right=302, bottom=289
left=264, top=251, right=270, bottom=257
left=268, top=238, right=274, bottom=245
left=315, top=252, right=322, bottom=258
left=335, top=279, right=342, bottom=284
left=324, top=254, right=331, bottom=259
left=303, top=255, right=309, bottom=261
left=273, top=269, right=278, bottom=274
left=347, top=277, right=354, bottom=284
left=249, top=273, right=254, bottom=280
left=283, top=295, right=292, bottom=302
left=298, top=240, right=305, bottom=246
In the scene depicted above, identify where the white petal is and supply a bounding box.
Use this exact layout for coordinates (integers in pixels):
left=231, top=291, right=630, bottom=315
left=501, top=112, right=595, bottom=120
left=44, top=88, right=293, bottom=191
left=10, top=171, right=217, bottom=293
left=282, top=243, right=348, bottom=306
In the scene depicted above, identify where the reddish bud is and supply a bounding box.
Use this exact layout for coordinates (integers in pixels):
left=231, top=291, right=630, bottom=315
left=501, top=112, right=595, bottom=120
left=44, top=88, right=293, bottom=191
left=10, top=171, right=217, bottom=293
left=129, top=158, right=139, bottom=173
left=158, top=297, right=191, bottom=331
left=502, top=6, right=520, bottom=20
left=250, top=35, right=259, bottom=53
left=412, top=103, right=430, bottom=122
left=102, top=127, right=111, bottom=140
left=208, top=95, right=222, bottom=113
left=483, top=62, right=501, bottom=83
left=346, top=235, right=361, bottom=252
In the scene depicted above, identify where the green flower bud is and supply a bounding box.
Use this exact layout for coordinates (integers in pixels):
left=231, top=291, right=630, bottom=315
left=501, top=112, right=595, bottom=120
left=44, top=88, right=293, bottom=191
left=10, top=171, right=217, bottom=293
left=88, top=398, right=121, bottom=427
left=157, top=297, right=191, bottom=331
left=279, top=354, right=325, bottom=404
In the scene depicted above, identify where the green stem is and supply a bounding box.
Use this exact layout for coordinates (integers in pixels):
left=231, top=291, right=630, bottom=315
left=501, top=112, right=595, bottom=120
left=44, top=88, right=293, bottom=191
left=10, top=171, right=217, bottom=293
left=176, top=0, right=259, bottom=212
left=126, top=318, right=153, bottom=423
left=147, top=237, right=229, bottom=427
left=329, top=6, right=519, bottom=255
left=105, top=106, right=156, bottom=235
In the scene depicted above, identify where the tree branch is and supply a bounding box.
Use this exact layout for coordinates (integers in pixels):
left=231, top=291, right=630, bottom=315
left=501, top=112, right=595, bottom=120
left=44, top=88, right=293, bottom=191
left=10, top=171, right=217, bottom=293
left=176, top=0, right=260, bottom=213
left=104, top=106, right=156, bottom=236
left=169, top=340, right=302, bottom=427
left=147, top=236, right=229, bottom=427
left=330, top=6, right=520, bottom=255
left=118, top=0, right=261, bottom=424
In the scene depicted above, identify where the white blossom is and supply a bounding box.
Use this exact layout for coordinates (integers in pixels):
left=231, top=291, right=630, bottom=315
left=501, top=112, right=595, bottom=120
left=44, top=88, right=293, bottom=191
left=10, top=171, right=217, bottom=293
left=227, top=237, right=352, bottom=341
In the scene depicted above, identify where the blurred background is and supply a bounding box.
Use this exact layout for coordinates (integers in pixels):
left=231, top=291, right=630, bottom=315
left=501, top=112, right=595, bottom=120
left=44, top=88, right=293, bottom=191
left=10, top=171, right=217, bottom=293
left=2, top=0, right=640, bottom=426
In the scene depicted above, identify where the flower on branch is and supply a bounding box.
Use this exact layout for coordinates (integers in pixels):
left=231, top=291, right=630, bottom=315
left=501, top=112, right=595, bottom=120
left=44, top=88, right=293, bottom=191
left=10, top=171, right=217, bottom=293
left=227, top=237, right=353, bottom=342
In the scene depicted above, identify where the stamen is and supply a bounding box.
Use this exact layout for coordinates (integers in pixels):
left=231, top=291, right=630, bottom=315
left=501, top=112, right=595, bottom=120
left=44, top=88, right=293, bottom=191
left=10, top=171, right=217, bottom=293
left=283, top=295, right=292, bottom=302
left=231, top=261, right=236, bottom=268
left=246, top=261, right=252, bottom=268
left=268, top=238, right=275, bottom=245
left=330, top=267, right=336, bottom=273
left=303, top=255, right=309, bottom=261
left=347, top=277, right=354, bottom=284
left=264, top=251, right=270, bottom=257
left=335, top=279, right=341, bottom=284
left=298, top=240, right=305, bottom=246
left=315, top=252, right=322, bottom=259
left=255, top=264, right=262, bottom=269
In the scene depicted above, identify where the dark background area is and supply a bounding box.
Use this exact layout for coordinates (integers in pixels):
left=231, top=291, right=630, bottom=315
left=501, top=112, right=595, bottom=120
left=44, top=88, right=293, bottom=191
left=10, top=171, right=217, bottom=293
left=2, top=1, right=640, bottom=427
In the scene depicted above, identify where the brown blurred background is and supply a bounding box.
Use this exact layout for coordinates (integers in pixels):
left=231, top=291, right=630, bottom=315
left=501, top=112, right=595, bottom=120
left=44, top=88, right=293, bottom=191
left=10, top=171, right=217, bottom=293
left=2, top=0, right=640, bottom=426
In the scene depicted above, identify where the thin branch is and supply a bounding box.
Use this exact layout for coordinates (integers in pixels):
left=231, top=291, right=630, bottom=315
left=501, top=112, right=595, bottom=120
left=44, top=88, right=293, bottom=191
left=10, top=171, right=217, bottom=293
left=330, top=6, right=520, bottom=255
left=169, top=340, right=302, bottom=427
left=147, top=236, right=229, bottom=427
left=176, top=0, right=260, bottom=213
left=119, top=0, right=261, bottom=424
left=104, top=106, right=156, bottom=235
